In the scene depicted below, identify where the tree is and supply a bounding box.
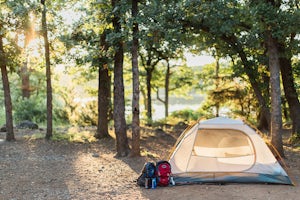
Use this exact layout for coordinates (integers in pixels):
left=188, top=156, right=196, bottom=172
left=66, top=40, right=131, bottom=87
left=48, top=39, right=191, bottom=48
left=155, top=60, right=194, bottom=118
left=111, top=0, right=130, bottom=157
left=176, top=1, right=272, bottom=130
left=174, top=0, right=299, bottom=153
left=279, top=42, right=300, bottom=140
left=138, top=0, right=185, bottom=124
left=248, top=0, right=300, bottom=155
left=267, top=33, right=284, bottom=156
left=130, top=0, right=140, bottom=157
left=41, top=0, right=53, bottom=139
left=275, top=5, right=300, bottom=141
left=0, top=24, right=15, bottom=141
left=96, top=31, right=111, bottom=139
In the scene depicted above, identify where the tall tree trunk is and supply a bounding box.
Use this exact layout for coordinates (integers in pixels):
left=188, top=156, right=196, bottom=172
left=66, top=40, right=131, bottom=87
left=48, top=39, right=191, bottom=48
left=41, top=0, right=53, bottom=139
left=165, top=61, right=170, bottom=118
left=96, top=64, right=111, bottom=138
left=141, top=56, right=159, bottom=125
left=267, top=34, right=284, bottom=157
left=278, top=43, right=300, bottom=140
left=112, top=0, right=130, bottom=157
left=146, top=67, right=153, bottom=125
left=0, top=31, right=15, bottom=141
left=215, top=54, right=220, bottom=117
left=130, top=0, right=140, bottom=157
left=96, top=32, right=111, bottom=139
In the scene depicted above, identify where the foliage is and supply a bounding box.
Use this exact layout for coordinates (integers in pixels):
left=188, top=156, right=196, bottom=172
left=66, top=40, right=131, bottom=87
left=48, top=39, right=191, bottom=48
left=73, top=100, right=98, bottom=126
left=1, top=0, right=300, bottom=147
left=14, top=97, right=47, bottom=124
left=0, top=106, right=5, bottom=125
left=169, top=109, right=200, bottom=122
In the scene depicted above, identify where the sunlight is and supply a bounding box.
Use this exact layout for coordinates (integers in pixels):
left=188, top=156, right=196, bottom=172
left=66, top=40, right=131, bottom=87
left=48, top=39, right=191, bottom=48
left=185, top=52, right=215, bottom=66
left=27, top=38, right=42, bottom=58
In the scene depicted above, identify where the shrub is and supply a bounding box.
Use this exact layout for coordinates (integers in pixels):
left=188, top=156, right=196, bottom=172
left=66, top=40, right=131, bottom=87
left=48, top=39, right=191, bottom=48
left=170, top=109, right=200, bottom=121
left=14, top=97, right=46, bottom=124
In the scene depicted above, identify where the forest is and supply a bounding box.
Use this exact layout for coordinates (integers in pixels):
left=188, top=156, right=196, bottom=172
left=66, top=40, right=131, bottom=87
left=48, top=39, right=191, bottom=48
left=1, top=0, right=300, bottom=159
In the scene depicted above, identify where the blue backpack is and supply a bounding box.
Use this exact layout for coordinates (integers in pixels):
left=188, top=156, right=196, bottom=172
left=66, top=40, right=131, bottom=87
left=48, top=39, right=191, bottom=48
left=137, top=162, right=156, bottom=187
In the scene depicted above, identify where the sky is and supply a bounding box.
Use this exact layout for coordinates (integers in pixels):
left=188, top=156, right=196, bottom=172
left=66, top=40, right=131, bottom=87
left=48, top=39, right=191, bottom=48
left=185, top=52, right=215, bottom=66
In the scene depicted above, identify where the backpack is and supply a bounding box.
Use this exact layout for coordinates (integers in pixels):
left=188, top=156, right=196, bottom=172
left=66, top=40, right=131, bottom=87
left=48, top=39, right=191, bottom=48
left=136, top=162, right=156, bottom=187
left=156, top=160, right=171, bottom=186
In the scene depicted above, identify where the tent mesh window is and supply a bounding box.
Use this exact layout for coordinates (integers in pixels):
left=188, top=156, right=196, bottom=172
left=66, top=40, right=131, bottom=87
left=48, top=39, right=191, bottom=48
left=191, top=129, right=255, bottom=171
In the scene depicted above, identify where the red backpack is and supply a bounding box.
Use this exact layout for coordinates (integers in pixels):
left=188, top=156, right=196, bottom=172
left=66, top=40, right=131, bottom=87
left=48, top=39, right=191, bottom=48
left=156, top=161, right=171, bottom=186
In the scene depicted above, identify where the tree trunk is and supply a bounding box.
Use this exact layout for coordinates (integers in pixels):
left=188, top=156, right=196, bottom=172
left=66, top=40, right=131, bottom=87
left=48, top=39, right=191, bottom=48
left=112, top=0, right=130, bottom=157
left=96, top=64, right=111, bottom=138
left=130, top=0, right=140, bottom=157
left=278, top=43, right=300, bottom=140
left=165, top=61, right=170, bottom=118
left=0, top=32, right=15, bottom=141
left=146, top=67, right=153, bottom=125
left=215, top=54, right=220, bottom=117
left=41, top=0, right=53, bottom=139
left=96, top=32, right=111, bottom=139
left=267, top=34, right=284, bottom=157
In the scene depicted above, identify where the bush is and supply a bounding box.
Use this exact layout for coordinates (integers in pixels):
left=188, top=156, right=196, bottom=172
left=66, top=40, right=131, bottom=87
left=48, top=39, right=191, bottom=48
left=14, top=97, right=46, bottom=124
left=170, top=109, right=200, bottom=121
left=72, top=100, right=98, bottom=126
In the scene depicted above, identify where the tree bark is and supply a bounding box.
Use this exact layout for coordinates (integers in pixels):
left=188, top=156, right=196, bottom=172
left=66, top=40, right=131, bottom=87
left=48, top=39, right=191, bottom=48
left=0, top=31, right=15, bottom=141
left=267, top=34, right=284, bottom=157
left=41, top=0, right=53, bottom=139
left=112, top=0, right=130, bottom=157
left=278, top=43, right=300, bottom=139
left=146, top=66, right=154, bottom=125
left=96, top=64, right=111, bottom=138
left=215, top=54, right=220, bottom=117
left=96, top=32, right=111, bottom=139
left=165, top=61, right=170, bottom=118
left=130, top=0, right=141, bottom=157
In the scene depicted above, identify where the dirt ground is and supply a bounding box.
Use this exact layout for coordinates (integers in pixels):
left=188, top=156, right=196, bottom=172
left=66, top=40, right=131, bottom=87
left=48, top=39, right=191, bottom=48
left=0, top=126, right=299, bottom=200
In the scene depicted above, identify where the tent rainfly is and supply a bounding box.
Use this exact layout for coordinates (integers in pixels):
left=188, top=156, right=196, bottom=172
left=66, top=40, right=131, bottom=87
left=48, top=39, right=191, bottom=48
left=169, top=117, right=293, bottom=185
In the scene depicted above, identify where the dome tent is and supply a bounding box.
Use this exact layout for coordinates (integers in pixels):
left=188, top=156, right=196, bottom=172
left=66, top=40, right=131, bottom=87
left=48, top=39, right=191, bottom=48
left=169, top=117, right=293, bottom=185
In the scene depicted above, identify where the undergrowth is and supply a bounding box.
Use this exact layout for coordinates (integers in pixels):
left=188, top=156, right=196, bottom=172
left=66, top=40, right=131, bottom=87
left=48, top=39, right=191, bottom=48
left=24, top=127, right=97, bottom=143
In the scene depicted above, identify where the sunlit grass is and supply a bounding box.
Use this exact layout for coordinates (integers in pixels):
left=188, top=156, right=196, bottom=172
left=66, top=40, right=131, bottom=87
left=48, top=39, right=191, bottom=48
left=24, top=133, right=44, bottom=140
left=140, top=149, right=160, bottom=158
left=23, top=127, right=97, bottom=143
left=52, top=127, right=97, bottom=143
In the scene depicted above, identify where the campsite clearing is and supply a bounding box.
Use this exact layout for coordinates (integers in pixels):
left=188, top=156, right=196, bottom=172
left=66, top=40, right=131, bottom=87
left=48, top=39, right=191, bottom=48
left=0, top=125, right=299, bottom=200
